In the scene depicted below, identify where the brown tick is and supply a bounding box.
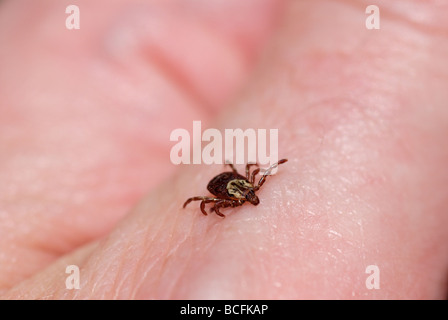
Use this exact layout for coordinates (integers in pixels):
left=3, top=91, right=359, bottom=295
left=183, top=159, right=288, bottom=217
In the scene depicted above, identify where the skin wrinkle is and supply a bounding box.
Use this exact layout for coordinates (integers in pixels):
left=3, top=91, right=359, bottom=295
left=165, top=242, right=194, bottom=299
left=111, top=250, right=135, bottom=299
left=130, top=258, right=153, bottom=299
left=256, top=232, right=278, bottom=295
left=123, top=240, right=157, bottom=299
left=89, top=254, right=116, bottom=298
left=161, top=209, right=204, bottom=298
left=126, top=233, right=164, bottom=296
left=65, top=243, right=99, bottom=300
left=152, top=211, right=190, bottom=298
left=110, top=192, right=183, bottom=298
left=127, top=218, right=171, bottom=298
left=109, top=235, right=141, bottom=299
left=169, top=215, right=229, bottom=298
left=133, top=215, right=180, bottom=297
left=80, top=248, right=104, bottom=298
left=164, top=209, right=227, bottom=298
left=199, top=200, right=274, bottom=298
left=112, top=253, right=136, bottom=299
left=85, top=230, right=140, bottom=298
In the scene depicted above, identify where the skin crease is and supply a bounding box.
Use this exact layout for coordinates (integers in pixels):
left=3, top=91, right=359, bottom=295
left=1, top=0, right=448, bottom=300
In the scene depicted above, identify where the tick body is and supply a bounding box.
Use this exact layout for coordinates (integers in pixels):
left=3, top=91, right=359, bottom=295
left=183, top=159, right=288, bottom=217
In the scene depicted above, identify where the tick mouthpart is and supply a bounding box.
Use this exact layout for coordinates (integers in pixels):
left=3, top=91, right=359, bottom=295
left=246, top=193, right=260, bottom=205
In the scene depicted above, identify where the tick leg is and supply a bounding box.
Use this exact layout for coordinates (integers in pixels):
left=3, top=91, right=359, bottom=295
left=245, top=163, right=258, bottom=181
left=209, top=198, right=239, bottom=213
left=183, top=196, right=221, bottom=209
left=211, top=200, right=242, bottom=217
left=255, top=159, right=288, bottom=190
left=200, top=200, right=208, bottom=215
left=250, top=168, right=260, bottom=185
left=225, top=162, right=238, bottom=173
left=211, top=200, right=229, bottom=218
left=183, top=196, right=225, bottom=216
left=209, top=200, right=222, bottom=214
left=201, top=198, right=227, bottom=216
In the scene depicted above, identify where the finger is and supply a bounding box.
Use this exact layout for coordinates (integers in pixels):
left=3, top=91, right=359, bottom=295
left=0, top=0, right=283, bottom=290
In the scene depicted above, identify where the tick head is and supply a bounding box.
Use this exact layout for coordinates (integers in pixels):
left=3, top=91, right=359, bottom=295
left=227, top=179, right=259, bottom=205
left=245, top=190, right=260, bottom=205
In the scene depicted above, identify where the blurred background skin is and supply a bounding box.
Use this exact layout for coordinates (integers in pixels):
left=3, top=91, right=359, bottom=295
left=0, top=0, right=282, bottom=292
left=0, top=0, right=447, bottom=299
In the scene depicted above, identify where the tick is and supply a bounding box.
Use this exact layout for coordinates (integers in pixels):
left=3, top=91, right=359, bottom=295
left=183, top=159, right=288, bottom=217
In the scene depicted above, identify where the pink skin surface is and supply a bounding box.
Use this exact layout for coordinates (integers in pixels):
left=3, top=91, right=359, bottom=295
left=1, top=0, right=447, bottom=299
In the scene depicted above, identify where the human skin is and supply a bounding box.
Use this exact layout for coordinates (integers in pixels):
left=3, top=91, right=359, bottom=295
left=1, top=0, right=447, bottom=299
